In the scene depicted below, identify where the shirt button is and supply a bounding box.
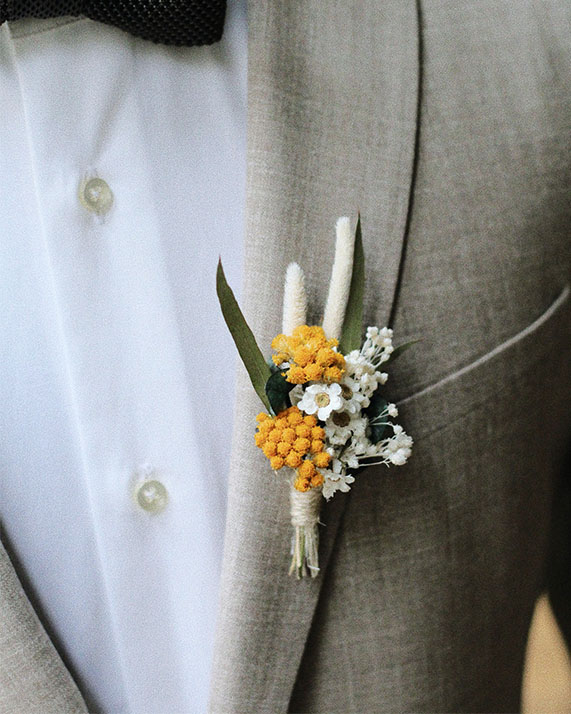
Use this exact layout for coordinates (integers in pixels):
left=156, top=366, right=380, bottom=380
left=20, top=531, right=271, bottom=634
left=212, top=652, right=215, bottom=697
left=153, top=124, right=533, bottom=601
left=79, top=177, right=114, bottom=215
left=135, top=479, right=168, bottom=514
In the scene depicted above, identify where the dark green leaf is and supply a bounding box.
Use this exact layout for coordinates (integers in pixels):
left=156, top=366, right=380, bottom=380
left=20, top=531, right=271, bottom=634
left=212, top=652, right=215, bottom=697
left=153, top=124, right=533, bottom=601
left=217, top=259, right=272, bottom=412
left=339, top=215, right=365, bottom=355
left=265, top=370, right=295, bottom=415
left=365, top=389, right=388, bottom=444
left=387, top=339, right=422, bottom=363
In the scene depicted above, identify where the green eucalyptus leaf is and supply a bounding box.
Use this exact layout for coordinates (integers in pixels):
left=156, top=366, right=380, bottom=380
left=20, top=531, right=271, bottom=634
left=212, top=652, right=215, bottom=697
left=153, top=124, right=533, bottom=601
left=339, top=215, right=365, bottom=355
left=265, top=370, right=295, bottom=415
left=365, top=388, right=388, bottom=444
left=387, top=339, right=422, bottom=363
left=217, top=259, right=272, bottom=412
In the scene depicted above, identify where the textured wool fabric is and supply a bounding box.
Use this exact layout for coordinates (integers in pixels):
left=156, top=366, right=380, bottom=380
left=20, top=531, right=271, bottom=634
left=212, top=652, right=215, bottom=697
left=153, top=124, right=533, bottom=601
left=0, top=541, right=87, bottom=713
left=210, top=0, right=420, bottom=709
left=209, top=1, right=571, bottom=712
left=1, top=0, right=570, bottom=711
left=0, top=0, right=226, bottom=46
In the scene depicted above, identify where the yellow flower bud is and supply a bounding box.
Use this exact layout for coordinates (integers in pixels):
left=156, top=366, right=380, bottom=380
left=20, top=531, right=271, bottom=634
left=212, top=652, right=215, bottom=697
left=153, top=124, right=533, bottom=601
left=310, top=472, right=324, bottom=488
left=298, top=460, right=316, bottom=480
left=281, top=427, right=296, bottom=444
left=270, top=455, right=285, bottom=470
left=333, top=352, right=345, bottom=367
left=259, top=419, right=274, bottom=434
left=294, top=476, right=311, bottom=492
left=287, top=410, right=303, bottom=426
left=285, top=451, right=302, bottom=469
left=304, top=363, right=324, bottom=381
left=286, top=366, right=306, bottom=384
left=312, top=452, right=331, bottom=468
left=316, top=347, right=335, bottom=367
left=271, top=334, right=289, bottom=352
left=310, top=439, right=324, bottom=454
left=262, top=442, right=277, bottom=458
left=293, top=437, right=311, bottom=454
left=295, top=424, right=311, bottom=439
left=277, top=442, right=292, bottom=457
left=324, top=366, right=343, bottom=383
left=293, top=345, right=312, bottom=367
left=268, top=429, right=282, bottom=443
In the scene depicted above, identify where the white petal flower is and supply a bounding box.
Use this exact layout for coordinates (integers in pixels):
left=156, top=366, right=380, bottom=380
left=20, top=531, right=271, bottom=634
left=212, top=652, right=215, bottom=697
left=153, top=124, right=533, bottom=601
left=387, top=403, right=398, bottom=418
left=339, top=378, right=369, bottom=414
left=378, top=429, right=413, bottom=466
left=325, top=411, right=367, bottom=447
left=325, top=421, right=351, bottom=446
left=321, top=459, right=356, bottom=500
left=298, top=382, right=343, bottom=421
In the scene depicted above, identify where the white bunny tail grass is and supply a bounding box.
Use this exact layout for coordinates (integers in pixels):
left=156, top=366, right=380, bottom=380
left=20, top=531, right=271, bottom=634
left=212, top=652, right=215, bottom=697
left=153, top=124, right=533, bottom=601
left=282, top=262, right=308, bottom=334
left=322, top=217, right=354, bottom=340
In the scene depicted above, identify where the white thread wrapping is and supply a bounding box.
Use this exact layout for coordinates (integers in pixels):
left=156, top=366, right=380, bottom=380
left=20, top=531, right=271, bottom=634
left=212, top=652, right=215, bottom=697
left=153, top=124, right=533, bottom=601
left=289, top=485, right=322, bottom=578
left=321, top=217, right=354, bottom=340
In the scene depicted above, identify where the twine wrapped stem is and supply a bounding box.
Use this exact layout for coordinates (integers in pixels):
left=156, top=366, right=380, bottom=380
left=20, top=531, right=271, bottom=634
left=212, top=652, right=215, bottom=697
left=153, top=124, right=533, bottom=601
left=289, top=485, right=322, bottom=578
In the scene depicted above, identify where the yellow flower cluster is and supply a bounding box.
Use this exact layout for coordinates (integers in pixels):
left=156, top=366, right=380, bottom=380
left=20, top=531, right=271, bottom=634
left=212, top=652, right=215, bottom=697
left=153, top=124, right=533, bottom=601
left=255, top=406, right=331, bottom=492
left=271, top=325, right=345, bottom=385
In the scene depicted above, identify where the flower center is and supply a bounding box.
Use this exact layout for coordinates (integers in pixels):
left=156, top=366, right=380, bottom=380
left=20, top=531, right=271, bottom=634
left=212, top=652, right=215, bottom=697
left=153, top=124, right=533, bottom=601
left=341, top=384, right=353, bottom=400
left=315, top=392, right=331, bottom=408
left=332, top=411, right=350, bottom=427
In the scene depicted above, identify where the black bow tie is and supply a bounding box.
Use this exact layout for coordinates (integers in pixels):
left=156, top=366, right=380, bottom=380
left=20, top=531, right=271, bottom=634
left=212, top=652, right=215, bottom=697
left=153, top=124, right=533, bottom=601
left=0, top=0, right=226, bottom=46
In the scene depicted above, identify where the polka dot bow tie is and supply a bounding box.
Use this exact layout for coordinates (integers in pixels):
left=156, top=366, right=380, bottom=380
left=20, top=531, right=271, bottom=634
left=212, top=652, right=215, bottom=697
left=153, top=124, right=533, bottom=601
left=0, top=0, right=226, bottom=46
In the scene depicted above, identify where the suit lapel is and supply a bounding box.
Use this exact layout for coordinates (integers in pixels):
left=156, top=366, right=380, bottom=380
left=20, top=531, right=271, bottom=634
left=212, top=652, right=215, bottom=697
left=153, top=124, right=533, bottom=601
left=210, top=2, right=420, bottom=711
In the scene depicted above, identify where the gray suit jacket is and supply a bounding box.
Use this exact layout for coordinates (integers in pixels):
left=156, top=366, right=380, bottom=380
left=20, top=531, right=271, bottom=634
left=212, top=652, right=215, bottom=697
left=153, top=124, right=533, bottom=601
left=1, top=1, right=570, bottom=712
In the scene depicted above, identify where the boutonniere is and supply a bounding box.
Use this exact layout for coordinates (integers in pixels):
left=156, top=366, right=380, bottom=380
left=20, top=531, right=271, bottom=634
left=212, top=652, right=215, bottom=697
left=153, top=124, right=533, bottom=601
left=217, top=216, right=416, bottom=578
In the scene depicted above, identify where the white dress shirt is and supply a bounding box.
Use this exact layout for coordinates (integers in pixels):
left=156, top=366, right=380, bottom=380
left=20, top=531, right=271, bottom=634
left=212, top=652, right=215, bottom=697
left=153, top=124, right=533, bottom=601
left=0, top=3, right=246, bottom=712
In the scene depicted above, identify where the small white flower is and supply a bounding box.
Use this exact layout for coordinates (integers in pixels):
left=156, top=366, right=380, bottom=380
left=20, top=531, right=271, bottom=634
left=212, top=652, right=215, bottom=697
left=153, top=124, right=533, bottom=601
left=387, top=403, right=398, bottom=418
left=325, top=421, right=351, bottom=446
left=321, top=459, right=356, bottom=500
left=360, top=326, right=395, bottom=369
left=339, top=377, right=369, bottom=413
left=381, top=429, right=413, bottom=466
left=354, top=422, right=413, bottom=469
left=325, top=411, right=367, bottom=447
left=298, top=382, right=343, bottom=421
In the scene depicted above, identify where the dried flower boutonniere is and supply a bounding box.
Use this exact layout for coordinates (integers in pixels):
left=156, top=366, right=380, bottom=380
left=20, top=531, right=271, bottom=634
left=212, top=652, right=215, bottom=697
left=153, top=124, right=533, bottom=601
left=217, top=217, right=416, bottom=578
